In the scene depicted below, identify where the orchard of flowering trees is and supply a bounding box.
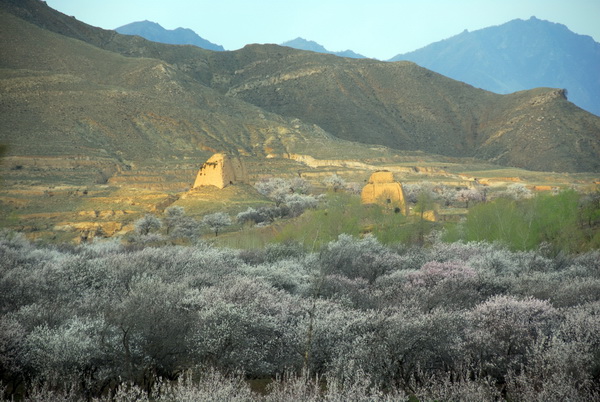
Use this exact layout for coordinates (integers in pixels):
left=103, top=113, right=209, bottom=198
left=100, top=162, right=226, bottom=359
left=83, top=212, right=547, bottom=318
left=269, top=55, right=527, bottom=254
left=1, top=227, right=599, bottom=401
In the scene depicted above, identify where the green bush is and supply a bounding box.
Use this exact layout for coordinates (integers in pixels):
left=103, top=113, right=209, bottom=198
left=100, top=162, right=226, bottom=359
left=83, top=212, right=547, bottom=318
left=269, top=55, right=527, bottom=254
left=274, top=192, right=421, bottom=248
left=451, top=190, right=597, bottom=253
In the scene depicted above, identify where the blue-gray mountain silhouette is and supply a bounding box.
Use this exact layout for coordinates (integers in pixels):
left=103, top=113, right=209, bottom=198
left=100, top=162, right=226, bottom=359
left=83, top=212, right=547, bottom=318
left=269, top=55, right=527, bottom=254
left=116, top=20, right=224, bottom=51
left=390, top=17, right=600, bottom=116
left=281, top=37, right=365, bottom=59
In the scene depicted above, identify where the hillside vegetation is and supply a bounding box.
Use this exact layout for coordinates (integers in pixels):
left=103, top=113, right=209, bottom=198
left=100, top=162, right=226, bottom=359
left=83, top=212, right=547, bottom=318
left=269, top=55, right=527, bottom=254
left=1, top=228, right=599, bottom=400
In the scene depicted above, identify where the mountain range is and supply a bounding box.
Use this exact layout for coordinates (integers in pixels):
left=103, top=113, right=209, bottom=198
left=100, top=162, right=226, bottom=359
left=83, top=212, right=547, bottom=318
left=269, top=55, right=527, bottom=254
left=115, top=20, right=224, bottom=51
left=0, top=0, right=599, bottom=174
left=391, top=17, right=600, bottom=117
left=113, top=16, right=600, bottom=117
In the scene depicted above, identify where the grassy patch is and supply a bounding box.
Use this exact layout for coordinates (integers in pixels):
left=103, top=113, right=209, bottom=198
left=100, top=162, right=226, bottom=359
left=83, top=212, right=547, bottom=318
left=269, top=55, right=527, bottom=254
left=444, top=190, right=600, bottom=253
left=215, top=192, right=439, bottom=250
left=174, top=184, right=273, bottom=217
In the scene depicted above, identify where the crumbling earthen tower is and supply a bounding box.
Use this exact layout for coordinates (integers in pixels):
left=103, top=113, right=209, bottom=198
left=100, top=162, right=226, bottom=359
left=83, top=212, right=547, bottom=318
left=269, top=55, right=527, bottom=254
left=361, top=171, right=408, bottom=215
left=193, top=153, right=248, bottom=189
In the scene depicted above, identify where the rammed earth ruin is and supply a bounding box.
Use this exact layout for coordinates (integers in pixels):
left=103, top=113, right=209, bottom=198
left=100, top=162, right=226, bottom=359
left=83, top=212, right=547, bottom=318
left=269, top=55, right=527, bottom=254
left=361, top=171, right=408, bottom=215
left=193, top=153, right=248, bottom=189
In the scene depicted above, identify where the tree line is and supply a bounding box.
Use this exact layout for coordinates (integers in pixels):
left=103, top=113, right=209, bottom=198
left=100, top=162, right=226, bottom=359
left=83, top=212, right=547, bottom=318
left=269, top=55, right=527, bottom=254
left=1, top=228, right=599, bottom=400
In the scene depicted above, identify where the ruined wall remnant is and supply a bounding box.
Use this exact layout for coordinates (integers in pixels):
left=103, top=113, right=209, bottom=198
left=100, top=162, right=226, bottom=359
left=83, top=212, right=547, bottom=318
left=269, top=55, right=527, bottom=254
left=361, top=171, right=408, bottom=215
left=192, top=153, right=248, bottom=189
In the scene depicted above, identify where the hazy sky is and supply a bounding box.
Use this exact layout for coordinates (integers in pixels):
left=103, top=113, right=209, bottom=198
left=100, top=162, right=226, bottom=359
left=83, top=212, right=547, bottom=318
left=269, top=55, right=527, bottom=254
left=45, top=0, right=600, bottom=60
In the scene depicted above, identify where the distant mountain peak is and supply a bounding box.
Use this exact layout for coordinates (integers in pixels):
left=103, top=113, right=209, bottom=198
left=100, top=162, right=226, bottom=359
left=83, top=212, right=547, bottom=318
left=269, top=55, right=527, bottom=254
left=390, top=17, right=600, bottom=116
left=115, top=20, right=224, bottom=51
left=282, top=37, right=328, bottom=53
left=281, top=37, right=366, bottom=59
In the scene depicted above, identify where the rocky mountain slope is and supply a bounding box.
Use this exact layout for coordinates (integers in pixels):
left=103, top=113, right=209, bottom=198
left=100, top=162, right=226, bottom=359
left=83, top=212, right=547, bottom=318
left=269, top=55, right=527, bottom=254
left=115, top=20, right=224, bottom=51
left=0, top=7, right=378, bottom=167
left=202, top=45, right=599, bottom=172
left=390, top=17, right=600, bottom=116
left=1, top=0, right=599, bottom=173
